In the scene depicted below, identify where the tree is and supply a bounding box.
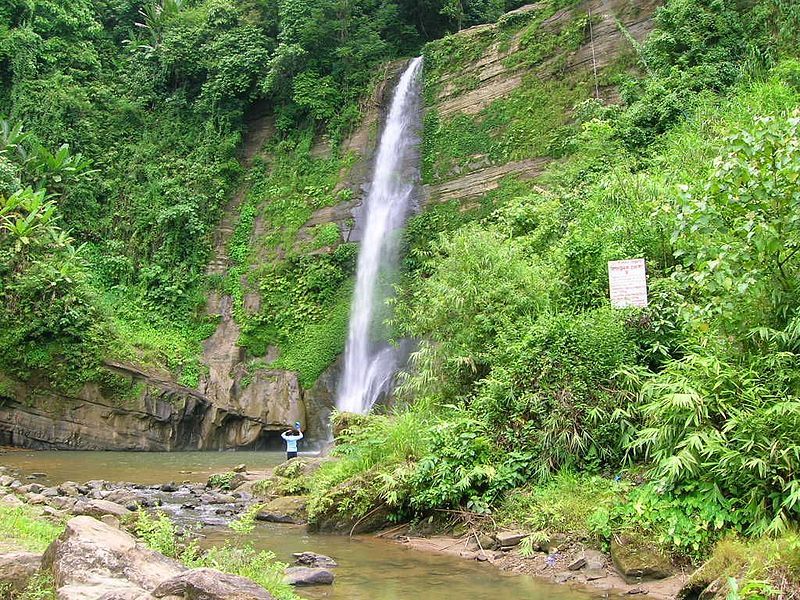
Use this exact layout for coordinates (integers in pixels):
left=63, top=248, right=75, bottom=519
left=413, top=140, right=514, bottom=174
left=673, top=110, right=800, bottom=330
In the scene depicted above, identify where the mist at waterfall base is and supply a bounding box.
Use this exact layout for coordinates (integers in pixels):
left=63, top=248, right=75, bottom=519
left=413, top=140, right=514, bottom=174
left=336, top=57, right=423, bottom=415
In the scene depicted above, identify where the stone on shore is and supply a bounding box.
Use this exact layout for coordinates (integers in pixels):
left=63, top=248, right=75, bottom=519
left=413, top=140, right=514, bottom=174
left=495, top=531, right=527, bottom=548
left=42, top=516, right=187, bottom=599
left=293, top=552, right=337, bottom=568
left=611, top=534, right=673, bottom=583
left=0, top=551, right=43, bottom=591
left=0, top=494, right=24, bottom=507
left=283, top=567, right=335, bottom=586
left=255, top=496, right=307, bottom=524
left=273, top=457, right=327, bottom=479
left=153, top=568, right=272, bottom=600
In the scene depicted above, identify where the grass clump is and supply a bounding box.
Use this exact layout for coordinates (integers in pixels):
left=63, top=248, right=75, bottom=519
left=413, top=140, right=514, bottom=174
left=207, top=472, right=237, bottom=491
left=496, top=472, right=623, bottom=538
left=133, top=512, right=297, bottom=600
left=0, top=505, right=63, bottom=552
left=1, top=572, right=57, bottom=600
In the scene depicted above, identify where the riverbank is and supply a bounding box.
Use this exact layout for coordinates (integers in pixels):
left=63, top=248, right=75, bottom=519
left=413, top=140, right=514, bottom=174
left=0, top=460, right=602, bottom=600
left=389, top=532, right=685, bottom=599
left=4, top=454, right=797, bottom=600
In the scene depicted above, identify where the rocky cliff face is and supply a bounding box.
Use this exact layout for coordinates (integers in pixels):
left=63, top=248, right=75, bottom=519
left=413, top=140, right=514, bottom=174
left=423, top=0, right=660, bottom=206
left=0, top=358, right=316, bottom=451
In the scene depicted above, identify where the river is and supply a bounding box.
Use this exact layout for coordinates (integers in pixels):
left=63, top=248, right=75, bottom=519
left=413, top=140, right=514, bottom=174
left=2, top=450, right=599, bottom=600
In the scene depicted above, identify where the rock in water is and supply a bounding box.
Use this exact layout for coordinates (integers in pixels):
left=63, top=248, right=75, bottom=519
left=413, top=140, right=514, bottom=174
left=293, top=552, right=337, bottom=568
left=255, top=496, right=307, bottom=524
left=283, top=567, right=335, bottom=586
left=611, top=534, right=673, bottom=583
left=0, top=551, right=42, bottom=592
left=153, top=568, right=272, bottom=600
left=43, top=516, right=187, bottom=599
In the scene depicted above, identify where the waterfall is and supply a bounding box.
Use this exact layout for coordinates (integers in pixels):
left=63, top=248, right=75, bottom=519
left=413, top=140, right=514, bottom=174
left=336, top=57, right=423, bottom=415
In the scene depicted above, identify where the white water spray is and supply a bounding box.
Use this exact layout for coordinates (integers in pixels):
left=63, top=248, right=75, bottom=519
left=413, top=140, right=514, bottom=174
left=336, top=57, right=423, bottom=415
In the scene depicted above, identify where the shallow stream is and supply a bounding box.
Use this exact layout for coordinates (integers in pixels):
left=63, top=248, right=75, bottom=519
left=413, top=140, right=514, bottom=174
left=2, top=450, right=598, bottom=600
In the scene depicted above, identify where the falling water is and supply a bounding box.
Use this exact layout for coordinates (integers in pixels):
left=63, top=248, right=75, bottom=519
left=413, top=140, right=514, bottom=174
left=336, top=57, right=423, bottom=415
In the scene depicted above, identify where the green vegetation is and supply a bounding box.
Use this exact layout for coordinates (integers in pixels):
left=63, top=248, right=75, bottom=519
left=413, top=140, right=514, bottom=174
left=133, top=510, right=298, bottom=600
left=207, top=471, right=237, bottom=490
left=0, top=508, right=58, bottom=599
left=4, top=0, right=800, bottom=596
left=0, top=0, right=524, bottom=391
left=0, top=573, right=57, bottom=600
left=0, top=504, right=63, bottom=551
left=301, top=0, right=800, bottom=596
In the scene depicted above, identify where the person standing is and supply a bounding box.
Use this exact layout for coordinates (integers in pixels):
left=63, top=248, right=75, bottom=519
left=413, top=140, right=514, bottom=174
left=281, top=421, right=303, bottom=460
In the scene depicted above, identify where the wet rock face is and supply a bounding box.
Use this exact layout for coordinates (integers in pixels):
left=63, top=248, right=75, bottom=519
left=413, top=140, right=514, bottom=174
left=302, top=358, right=340, bottom=443
left=0, top=368, right=209, bottom=451
left=0, top=360, right=314, bottom=451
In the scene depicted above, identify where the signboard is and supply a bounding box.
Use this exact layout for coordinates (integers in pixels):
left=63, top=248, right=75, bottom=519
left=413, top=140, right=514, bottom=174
left=608, top=259, right=648, bottom=308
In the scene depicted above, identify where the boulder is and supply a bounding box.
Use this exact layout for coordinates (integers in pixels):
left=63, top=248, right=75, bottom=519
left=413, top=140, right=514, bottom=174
left=100, top=515, right=121, bottom=529
left=585, top=568, right=607, bottom=581
left=255, top=496, right=307, bottom=524
left=42, top=516, right=187, bottom=599
left=293, top=552, right=337, bottom=568
left=58, top=482, right=81, bottom=497
left=153, top=568, right=272, bottom=600
left=0, top=551, right=42, bottom=591
left=306, top=468, right=391, bottom=534
left=273, top=457, right=328, bottom=479
left=567, top=556, right=586, bottom=571
left=283, top=567, right=334, bottom=586
left=48, top=496, right=77, bottom=512
left=77, top=499, right=132, bottom=519
left=467, top=534, right=497, bottom=551
left=611, top=534, right=673, bottom=583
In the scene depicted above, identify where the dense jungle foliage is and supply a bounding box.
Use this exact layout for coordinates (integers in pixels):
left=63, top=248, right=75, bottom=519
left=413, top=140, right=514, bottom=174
left=0, top=0, right=525, bottom=385
left=304, top=0, right=800, bottom=593
left=3, top=0, right=800, bottom=594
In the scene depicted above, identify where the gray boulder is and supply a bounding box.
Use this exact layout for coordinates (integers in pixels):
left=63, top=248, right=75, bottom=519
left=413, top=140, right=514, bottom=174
left=76, top=499, right=132, bottom=519
left=495, top=531, right=527, bottom=548
left=255, top=496, right=307, bottom=524
left=42, top=516, right=187, bottom=600
left=283, top=567, right=335, bottom=586
left=153, top=568, right=272, bottom=600
left=0, top=551, right=42, bottom=591
left=0, top=494, right=24, bottom=507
